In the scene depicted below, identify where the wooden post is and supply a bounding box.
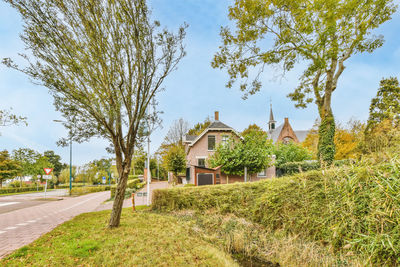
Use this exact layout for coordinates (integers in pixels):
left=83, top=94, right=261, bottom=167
left=132, top=193, right=135, bottom=212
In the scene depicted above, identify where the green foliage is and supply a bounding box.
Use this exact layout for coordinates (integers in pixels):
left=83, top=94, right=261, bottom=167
left=212, top=0, right=397, bottom=167
left=165, top=145, right=186, bottom=176
left=110, top=181, right=145, bottom=198
left=274, top=142, right=312, bottom=167
left=366, top=77, right=400, bottom=132
left=0, top=150, right=21, bottom=187
left=241, top=123, right=266, bottom=137
left=70, top=186, right=110, bottom=196
left=3, top=0, right=186, bottom=227
left=209, top=131, right=273, bottom=175
left=276, top=161, right=320, bottom=176
left=187, top=117, right=212, bottom=136
left=153, top=159, right=400, bottom=264
left=318, top=114, right=336, bottom=167
left=43, top=151, right=64, bottom=178
left=0, top=186, right=44, bottom=194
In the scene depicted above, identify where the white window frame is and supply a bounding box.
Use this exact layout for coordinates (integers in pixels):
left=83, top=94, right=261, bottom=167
left=208, top=135, right=216, bottom=151
left=196, top=173, right=214, bottom=186
left=257, top=168, right=267, bottom=177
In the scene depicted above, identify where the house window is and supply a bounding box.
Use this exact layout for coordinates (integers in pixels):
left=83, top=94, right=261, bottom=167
left=222, top=135, right=229, bottom=146
left=257, top=168, right=267, bottom=177
left=208, top=135, right=216, bottom=150
left=198, top=158, right=206, bottom=167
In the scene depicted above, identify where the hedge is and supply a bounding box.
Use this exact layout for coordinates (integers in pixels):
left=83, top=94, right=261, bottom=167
left=276, top=159, right=355, bottom=176
left=0, top=186, right=44, bottom=194
left=70, top=185, right=111, bottom=196
left=152, top=159, right=400, bottom=265
left=110, top=180, right=146, bottom=198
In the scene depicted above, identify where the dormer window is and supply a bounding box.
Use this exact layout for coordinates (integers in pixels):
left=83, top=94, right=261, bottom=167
left=208, top=135, right=216, bottom=150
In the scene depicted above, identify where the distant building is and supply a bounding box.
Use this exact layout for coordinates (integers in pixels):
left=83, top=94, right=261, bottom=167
left=267, top=104, right=309, bottom=143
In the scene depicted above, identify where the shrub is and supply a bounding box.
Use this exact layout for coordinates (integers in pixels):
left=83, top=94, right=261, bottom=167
left=276, top=160, right=319, bottom=176
left=152, top=158, right=400, bottom=265
left=0, top=186, right=44, bottom=194
left=70, top=185, right=110, bottom=196
left=110, top=181, right=145, bottom=198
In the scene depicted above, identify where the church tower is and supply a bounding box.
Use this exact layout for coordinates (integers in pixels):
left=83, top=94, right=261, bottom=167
left=268, top=103, right=276, bottom=132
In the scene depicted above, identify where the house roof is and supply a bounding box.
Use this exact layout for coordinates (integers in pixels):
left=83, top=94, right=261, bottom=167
left=184, top=135, right=197, bottom=142
left=185, top=120, right=241, bottom=148
left=208, top=121, right=231, bottom=129
left=268, top=124, right=309, bottom=143
left=294, top=130, right=309, bottom=143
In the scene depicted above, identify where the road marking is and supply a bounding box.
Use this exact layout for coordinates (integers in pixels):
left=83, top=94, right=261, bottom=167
left=5, top=227, right=17, bottom=230
left=27, top=220, right=36, bottom=223
left=16, top=223, right=28, bottom=226
left=0, top=202, right=19, bottom=207
left=59, top=194, right=105, bottom=212
left=0, top=231, right=6, bottom=234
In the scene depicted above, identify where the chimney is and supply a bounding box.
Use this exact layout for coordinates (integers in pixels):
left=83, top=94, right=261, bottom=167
left=284, top=117, right=289, bottom=124
left=214, top=111, right=219, bottom=121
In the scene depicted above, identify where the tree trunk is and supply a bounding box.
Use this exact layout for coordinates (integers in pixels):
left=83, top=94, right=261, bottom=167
left=109, top=155, right=131, bottom=228
left=317, top=108, right=336, bottom=168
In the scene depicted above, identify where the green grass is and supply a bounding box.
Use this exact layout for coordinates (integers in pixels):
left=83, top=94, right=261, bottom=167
left=152, top=157, right=400, bottom=265
left=70, top=186, right=110, bottom=196
left=1, top=209, right=238, bottom=267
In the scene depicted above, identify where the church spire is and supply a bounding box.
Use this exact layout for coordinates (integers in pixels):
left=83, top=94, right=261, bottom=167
left=268, top=101, right=276, bottom=132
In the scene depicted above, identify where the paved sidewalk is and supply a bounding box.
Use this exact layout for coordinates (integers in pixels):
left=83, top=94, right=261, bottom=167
left=95, top=181, right=170, bottom=211
left=0, top=191, right=109, bottom=259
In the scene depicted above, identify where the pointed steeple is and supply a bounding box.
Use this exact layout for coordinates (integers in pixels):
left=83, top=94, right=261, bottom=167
left=268, top=101, right=276, bottom=132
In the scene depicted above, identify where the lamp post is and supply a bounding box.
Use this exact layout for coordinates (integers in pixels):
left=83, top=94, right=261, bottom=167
left=53, top=119, right=73, bottom=196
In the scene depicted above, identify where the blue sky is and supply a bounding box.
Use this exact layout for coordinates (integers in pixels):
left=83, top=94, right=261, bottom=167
left=1, top=1, right=399, bottom=165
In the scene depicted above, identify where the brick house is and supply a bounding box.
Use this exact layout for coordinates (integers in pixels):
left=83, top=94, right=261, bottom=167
left=267, top=104, right=309, bottom=143
left=183, top=111, right=274, bottom=186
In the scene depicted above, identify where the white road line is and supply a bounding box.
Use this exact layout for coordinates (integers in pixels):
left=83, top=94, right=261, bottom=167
left=59, top=194, right=105, bottom=212
left=0, top=202, right=20, bottom=207
left=4, top=227, right=17, bottom=230
left=16, top=223, right=28, bottom=226
left=27, top=220, right=36, bottom=223
left=0, top=231, right=6, bottom=234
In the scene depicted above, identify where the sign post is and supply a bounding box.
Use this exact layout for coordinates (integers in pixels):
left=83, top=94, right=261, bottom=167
left=43, top=168, right=53, bottom=199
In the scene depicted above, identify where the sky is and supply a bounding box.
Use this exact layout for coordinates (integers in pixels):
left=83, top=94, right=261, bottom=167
left=1, top=1, right=399, bottom=166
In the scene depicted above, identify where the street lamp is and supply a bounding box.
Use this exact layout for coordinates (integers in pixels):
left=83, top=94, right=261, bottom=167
left=53, top=119, right=73, bottom=196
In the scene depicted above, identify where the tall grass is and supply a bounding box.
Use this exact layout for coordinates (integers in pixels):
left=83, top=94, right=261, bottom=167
left=152, top=157, right=400, bottom=265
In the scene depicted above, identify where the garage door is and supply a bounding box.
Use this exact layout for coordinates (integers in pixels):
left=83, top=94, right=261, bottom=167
left=197, top=173, right=213, bottom=186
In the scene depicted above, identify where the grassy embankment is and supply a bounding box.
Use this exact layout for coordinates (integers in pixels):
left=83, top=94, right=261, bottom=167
left=153, top=157, right=400, bottom=266
left=1, top=208, right=238, bottom=267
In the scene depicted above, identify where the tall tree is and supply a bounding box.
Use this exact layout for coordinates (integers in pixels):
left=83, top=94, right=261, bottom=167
left=187, top=117, right=212, bottom=136
left=43, top=150, right=63, bottom=177
left=241, top=123, right=266, bottom=137
left=366, top=77, right=400, bottom=133
left=3, top=0, right=186, bottom=227
left=212, top=0, right=397, bottom=167
left=164, top=145, right=186, bottom=179
left=0, top=150, right=21, bottom=188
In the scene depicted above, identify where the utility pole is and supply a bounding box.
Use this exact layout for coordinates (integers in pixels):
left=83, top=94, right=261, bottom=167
left=146, top=106, right=151, bottom=206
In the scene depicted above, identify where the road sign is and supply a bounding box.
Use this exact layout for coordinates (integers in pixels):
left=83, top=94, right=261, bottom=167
left=37, top=175, right=41, bottom=178
left=43, top=175, right=52, bottom=180
left=102, top=176, right=106, bottom=184
left=43, top=168, right=53, bottom=175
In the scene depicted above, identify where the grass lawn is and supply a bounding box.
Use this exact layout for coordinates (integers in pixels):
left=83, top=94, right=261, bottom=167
left=1, top=209, right=238, bottom=267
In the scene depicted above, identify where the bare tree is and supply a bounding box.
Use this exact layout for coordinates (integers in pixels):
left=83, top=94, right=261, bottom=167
left=3, top=0, right=186, bottom=227
left=164, top=118, right=190, bottom=146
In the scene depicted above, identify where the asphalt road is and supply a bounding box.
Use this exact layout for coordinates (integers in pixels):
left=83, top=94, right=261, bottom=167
left=0, top=189, right=68, bottom=214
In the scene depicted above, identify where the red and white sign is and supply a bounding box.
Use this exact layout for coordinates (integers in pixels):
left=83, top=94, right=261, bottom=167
left=43, top=168, right=53, bottom=175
